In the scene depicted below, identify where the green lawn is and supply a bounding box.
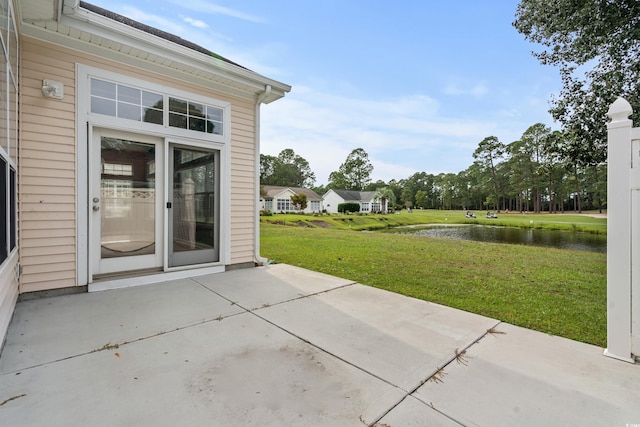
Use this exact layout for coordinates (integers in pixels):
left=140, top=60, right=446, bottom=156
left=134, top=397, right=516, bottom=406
left=260, top=213, right=607, bottom=347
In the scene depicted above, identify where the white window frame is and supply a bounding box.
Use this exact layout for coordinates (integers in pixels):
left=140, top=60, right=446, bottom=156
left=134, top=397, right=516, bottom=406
left=277, top=198, right=292, bottom=212
left=0, top=0, right=17, bottom=276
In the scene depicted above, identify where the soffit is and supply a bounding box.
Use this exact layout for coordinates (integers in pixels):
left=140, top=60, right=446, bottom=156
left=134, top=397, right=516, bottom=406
left=18, top=1, right=290, bottom=103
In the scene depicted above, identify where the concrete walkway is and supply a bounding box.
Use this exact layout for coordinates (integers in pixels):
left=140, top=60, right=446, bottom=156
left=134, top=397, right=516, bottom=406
left=0, top=264, right=638, bottom=426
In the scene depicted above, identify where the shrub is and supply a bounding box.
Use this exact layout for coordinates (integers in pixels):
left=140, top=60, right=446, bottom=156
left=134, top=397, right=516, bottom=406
left=338, top=202, right=360, bottom=213
left=260, top=210, right=273, bottom=216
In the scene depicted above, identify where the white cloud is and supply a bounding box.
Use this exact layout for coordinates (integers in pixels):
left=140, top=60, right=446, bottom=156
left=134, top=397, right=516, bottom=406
left=115, top=5, right=282, bottom=75
left=261, top=86, right=498, bottom=185
left=166, top=0, right=264, bottom=22
left=369, top=160, right=418, bottom=184
left=182, top=16, right=208, bottom=29
left=443, top=83, right=489, bottom=97
left=120, top=6, right=186, bottom=35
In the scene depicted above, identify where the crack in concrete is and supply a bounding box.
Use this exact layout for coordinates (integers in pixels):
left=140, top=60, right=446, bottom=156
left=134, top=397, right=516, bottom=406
left=368, top=320, right=504, bottom=427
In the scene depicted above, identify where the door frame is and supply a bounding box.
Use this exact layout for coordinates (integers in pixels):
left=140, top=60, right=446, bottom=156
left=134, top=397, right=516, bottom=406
left=77, top=66, right=233, bottom=288
left=85, top=127, right=229, bottom=284
left=166, top=143, right=221, bottom=268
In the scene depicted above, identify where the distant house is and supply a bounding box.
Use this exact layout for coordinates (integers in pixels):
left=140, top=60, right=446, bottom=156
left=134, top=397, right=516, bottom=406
left=261, top=186, right=323, bottom=214
left=0, top=1, right=290, bottom=347
left=322, top=189, right=381, bottom=214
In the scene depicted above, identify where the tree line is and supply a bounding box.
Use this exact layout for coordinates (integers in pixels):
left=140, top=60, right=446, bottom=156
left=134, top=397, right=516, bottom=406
left=261, top=121, right=606, bottom=213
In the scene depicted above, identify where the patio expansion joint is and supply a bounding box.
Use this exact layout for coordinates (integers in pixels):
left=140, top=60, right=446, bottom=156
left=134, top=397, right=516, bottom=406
left=0, top=312, right=251, bottom=376
left=250, top=281, right=360, bottom=312
left=191, top=278, right=359, bottom=312
left=368, top=319, right=505, bottom=427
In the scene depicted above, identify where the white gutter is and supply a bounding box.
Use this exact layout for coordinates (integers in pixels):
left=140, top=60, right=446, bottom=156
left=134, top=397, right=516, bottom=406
left=255, top=85, right=272, bottom=265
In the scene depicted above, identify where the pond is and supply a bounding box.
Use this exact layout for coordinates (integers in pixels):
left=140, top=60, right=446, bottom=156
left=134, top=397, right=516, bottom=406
left=399, top=225, right=606, bottom=253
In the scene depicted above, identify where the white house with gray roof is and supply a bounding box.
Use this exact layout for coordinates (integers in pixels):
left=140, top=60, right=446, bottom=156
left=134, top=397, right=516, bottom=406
left=322, top=189, right=381, bottom=214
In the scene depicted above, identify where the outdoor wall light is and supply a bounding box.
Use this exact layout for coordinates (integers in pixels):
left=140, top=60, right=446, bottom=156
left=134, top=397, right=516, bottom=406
left=42, top=79, right=64, bottom=100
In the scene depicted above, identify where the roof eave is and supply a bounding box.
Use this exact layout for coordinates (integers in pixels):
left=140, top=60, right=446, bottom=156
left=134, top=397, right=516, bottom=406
left=20, top=5, right=291, bottom=103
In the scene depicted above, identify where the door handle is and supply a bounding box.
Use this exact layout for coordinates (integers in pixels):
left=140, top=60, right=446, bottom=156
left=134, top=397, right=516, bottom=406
left=93, top=205, right=100, bottom=211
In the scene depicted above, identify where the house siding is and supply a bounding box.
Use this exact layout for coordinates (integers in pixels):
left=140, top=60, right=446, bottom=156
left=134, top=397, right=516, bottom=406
left=323, top=190, right=346, bottom=214
left=229, top=100, right=257, bottom=264
left=19, top=37, right=258, bottom=293
left=20, top=38, right=77, bottom=293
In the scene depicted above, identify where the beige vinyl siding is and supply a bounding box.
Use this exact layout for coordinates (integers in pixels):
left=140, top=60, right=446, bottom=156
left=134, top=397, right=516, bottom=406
left=19, top=37, right=259, bottom=291
left=20, top=38, right=77, bottom=293
left=229, top=100, right=257, bottom=264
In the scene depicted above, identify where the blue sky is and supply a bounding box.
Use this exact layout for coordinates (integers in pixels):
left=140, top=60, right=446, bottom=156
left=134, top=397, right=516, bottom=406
left=88, top=0, right=560, bottom=185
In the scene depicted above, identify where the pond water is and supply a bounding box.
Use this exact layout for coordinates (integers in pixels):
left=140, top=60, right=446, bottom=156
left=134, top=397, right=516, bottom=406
left=400, top=225, right=606, bottom=253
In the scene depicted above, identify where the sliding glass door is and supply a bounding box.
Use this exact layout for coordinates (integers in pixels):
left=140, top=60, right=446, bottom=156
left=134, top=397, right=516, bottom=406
left=90, top=129, right=220, bottom=277
left=168, top=145, right=219, bottom=267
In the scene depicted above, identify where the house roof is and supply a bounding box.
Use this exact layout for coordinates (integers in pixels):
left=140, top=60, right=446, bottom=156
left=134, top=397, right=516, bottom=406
left=329, top=190, right=377, bottom=202
left=80, top=2, right=247, bottom=70
left=18, top=0, right=291, bottom=103
left=262, top=186, right=322, bottom=201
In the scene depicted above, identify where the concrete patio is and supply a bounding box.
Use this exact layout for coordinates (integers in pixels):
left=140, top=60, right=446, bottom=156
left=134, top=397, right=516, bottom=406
left=0, top=263, right=638, bottom=426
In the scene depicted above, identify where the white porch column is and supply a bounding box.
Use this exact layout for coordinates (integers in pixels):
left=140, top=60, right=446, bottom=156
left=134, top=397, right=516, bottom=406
left=604, top=97, right=635, bottom=363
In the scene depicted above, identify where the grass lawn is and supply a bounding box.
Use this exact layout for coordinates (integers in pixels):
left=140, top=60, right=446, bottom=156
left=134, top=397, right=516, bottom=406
left=260, top=211, right=607, bottom=347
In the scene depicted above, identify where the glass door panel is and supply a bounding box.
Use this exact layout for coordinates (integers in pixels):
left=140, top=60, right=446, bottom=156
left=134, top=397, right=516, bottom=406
left=91, top=129, right=163, bottom=276
left=169, top=146, right=219, bottom=267
left=101, top=138, right=156, bottom=258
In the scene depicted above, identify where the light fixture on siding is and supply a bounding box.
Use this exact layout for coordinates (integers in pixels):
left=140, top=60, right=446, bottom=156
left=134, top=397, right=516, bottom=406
left=42, top=79, right=64, bottom=100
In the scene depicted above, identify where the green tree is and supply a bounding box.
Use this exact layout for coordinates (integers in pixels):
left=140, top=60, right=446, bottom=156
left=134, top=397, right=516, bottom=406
left=374, top=186, right=396, bottom=214
left=387, top=179, right=403, bottom=210
left=312, top=183, right=327, bottom=197
left=559, top=131, right=587, bottom=212
left=456, top=170, right=473, bottom=211
left=460, top=164, right=486, bottom=210
left=514, top=0, right=640, bottom=171
left=400, top=184, right=414, bottom=208
left=328, top=148, right=374, bottom=190
left=326, top=171, right=348, bottom=190
left=539, top=130, right=566, bottom=213
left=521, top=123, right=551, bottom=212
left=505, top=139, right=533, bottom=212
left=415, top=190, right=429, bottom=209
left=364, top=179, right=388, bottom=191
left=290, top=193, right=308, bottom=212
left=260, top=149, right=316, bottom=188
left=473, top=136, right=505, bottom=211
left=260, top=154, right=278, bottom=183
left=435, top=173, right=460, bottom=210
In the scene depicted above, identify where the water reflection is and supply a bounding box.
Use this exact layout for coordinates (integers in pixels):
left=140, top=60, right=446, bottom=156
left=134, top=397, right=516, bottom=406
left=402, top=225, right=606, bottom=253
